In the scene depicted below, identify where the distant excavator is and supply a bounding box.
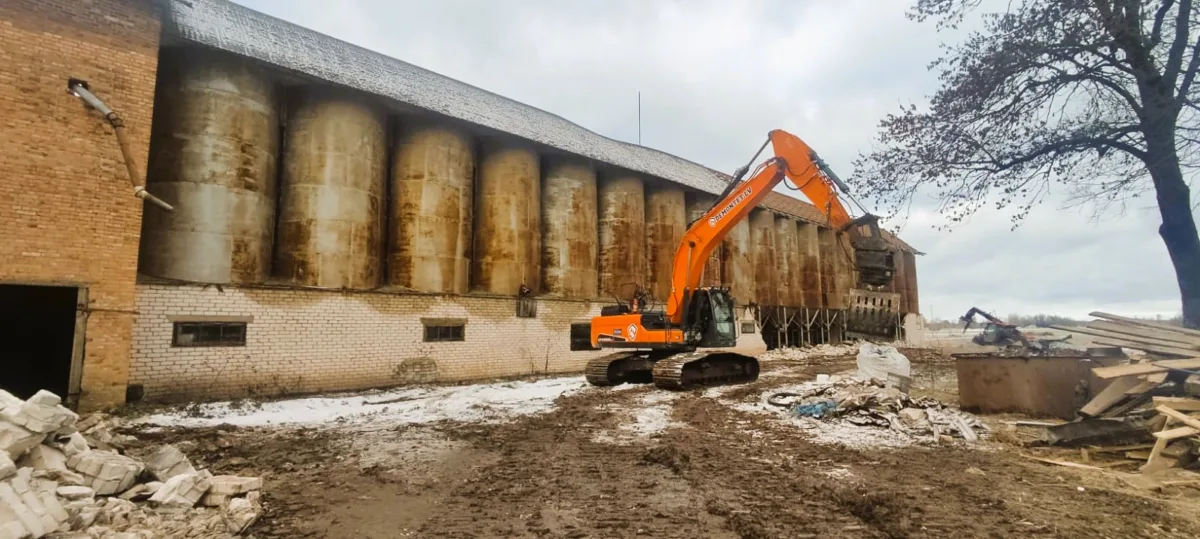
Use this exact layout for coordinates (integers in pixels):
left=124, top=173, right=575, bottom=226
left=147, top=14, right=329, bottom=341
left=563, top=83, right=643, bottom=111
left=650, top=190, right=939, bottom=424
left=574, top=129, right=896, bottom=390
left=960, top=307, right=1072, bottom=354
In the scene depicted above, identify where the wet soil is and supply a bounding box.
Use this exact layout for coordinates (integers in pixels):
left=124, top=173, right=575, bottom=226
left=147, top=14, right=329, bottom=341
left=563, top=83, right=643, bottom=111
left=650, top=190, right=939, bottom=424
left=143, top=353, right=1200, bottom=538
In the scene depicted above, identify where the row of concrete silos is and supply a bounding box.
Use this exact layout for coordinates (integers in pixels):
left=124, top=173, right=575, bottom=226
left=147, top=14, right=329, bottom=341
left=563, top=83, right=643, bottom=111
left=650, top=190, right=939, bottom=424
left=136, top=46, right=893, bottom=309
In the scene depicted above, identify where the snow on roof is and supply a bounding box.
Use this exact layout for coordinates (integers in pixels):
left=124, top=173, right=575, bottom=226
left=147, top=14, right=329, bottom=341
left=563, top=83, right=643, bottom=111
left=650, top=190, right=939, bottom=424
left=160, top=0, right=918, bottom=254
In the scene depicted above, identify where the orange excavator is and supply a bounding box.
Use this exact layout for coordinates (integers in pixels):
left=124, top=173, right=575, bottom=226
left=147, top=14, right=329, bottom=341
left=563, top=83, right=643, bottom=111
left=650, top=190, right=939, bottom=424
left=577, top=129, right=896, bottom=389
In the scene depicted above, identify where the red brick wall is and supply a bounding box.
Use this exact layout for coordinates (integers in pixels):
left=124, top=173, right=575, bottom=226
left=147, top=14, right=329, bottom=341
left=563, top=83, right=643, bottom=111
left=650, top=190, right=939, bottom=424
left=0, top=0, right=160, bottom=410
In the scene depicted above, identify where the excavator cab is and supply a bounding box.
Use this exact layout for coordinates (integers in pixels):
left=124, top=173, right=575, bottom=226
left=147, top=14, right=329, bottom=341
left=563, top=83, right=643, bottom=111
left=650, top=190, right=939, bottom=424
left=683, top=288, right=738, bottom=348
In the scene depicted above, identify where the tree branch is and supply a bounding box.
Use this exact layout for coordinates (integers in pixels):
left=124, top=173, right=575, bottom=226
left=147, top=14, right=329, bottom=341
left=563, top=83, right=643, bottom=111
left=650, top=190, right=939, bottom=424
left=1177, top=35, right=1200, bottom=103
left=1165, top=0, right=1194, bottom=86
left=1152, top=0, right=1177, bottom=46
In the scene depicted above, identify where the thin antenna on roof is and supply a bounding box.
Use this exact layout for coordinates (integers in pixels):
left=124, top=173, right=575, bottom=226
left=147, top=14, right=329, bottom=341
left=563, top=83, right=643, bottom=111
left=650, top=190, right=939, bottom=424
left=637, top=91, right=642, bottom=145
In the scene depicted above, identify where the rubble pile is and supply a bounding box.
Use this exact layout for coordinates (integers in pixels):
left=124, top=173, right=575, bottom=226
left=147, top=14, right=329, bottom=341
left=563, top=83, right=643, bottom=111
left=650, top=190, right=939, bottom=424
left=0, top=390, right=262, bottom=539
left=758, top=342, right=862, bottom=362
left=766, top=375, right=990, bottom=442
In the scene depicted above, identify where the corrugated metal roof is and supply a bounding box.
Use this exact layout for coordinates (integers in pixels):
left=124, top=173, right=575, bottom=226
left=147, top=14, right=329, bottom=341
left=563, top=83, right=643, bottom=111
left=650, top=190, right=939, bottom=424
left=160, top=0, right=918, bottom=254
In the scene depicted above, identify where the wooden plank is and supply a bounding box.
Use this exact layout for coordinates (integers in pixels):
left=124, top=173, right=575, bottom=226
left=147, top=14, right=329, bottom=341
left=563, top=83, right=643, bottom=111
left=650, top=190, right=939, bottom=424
left=1021, top=454, right=1105, bottom=471
left=1080, top=376, right=1142, bottom=416
left=1091, top=338, right=1200, bottom=358
left=1086, top=443, right=1155, bottom=453
left=1152, top=397, right=1200, bottom=411
left=1124, top=380, right=1164, bottom=396
left=1092, top=358, right=1200, bottom=379
left=1056, top=325, right=1200, bottom=352
left=1127, top=450, right=1153, bottom=459
left=1154, top=426, right=1200, bottom=440
left=1155, top=406, right=1200, bottom=431
left=1090, top=312, right=1200, bottom=339
left=1089, top=320, right=1200, bottom=347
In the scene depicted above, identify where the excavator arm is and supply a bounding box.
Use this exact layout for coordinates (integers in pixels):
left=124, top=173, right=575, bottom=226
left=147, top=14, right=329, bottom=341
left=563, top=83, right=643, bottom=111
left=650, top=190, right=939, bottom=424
left=663, top=129, right=893, bottom=325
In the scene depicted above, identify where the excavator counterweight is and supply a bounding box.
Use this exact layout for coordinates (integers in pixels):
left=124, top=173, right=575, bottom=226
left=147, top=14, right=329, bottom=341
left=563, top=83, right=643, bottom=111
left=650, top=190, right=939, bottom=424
left=579, top=130, right=897, bottom=390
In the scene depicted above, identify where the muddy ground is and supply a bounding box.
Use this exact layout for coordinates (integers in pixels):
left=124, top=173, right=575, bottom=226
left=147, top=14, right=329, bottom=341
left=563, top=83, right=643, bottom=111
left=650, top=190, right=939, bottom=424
left=134, top=349, right=1200, bottom=539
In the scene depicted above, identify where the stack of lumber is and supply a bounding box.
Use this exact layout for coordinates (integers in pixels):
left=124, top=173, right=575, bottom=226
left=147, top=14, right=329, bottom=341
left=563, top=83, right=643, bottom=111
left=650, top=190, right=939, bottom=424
left=1050, top=312, right=1200, bottom=359
left=1140, top=398, right=1200, bottom=473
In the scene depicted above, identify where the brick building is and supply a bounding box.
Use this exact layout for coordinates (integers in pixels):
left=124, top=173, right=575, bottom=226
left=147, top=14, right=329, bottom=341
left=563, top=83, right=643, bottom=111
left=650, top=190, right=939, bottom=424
left=1, top=0, right=921, bottom=410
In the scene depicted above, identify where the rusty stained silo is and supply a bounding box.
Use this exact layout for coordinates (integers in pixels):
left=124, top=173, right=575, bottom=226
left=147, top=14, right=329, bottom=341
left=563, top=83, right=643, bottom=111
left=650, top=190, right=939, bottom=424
left=685, top=192, right=722, bottom=288
left=598, top=173, right=645, bottom=300
left=139, top=47, right=279, bottom=284
left=472, top=139, right=541, bottom=295
left=892, top=249, right=911, bottom=313
left=773, top=216, right=798, bottom=307
left=721, top=219, right=754, bottom=306
left=644, top=182, right=687, bottom=302
left=749, top=209, right=779, bottom=306
left=540, top=156, right=598, bottom=299
left=387, top=121, right=474, bottom=293
left=796, top=222, right=822, bottom=308
left=816, top=227, right=842, bottom=308
left=275, top=88, right=387, bottom=289
left=835, top=232, right=858, bottom=300
left=903, top=250, right=920, bottom=314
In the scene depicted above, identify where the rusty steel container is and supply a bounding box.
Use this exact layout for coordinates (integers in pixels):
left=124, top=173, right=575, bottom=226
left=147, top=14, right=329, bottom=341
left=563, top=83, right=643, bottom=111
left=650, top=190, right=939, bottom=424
left=598, top=173, right=645, bottom=300
left=275, top=88, right=387, bottom=289
left=903, top=250, right=920, bottom=314
left=139, top=47, right=279, bottom=284
left=797, top=222, right=822, bottom=308
left=773, top=216, right=797, bottom=307
left=721, top=219, right=753, bottom=306
left=644, top=182, right=687, bottom=302
left=540, top=156, right=598, bottom=299
left=685, top=192, right=721, bottom=288
left=749, top=209, right=778, bottom=306
left=472, top=139, right=541, bottom=295
left=387, top=121, right=474, bottom=293
left=816, top=227, right=841, bottom=308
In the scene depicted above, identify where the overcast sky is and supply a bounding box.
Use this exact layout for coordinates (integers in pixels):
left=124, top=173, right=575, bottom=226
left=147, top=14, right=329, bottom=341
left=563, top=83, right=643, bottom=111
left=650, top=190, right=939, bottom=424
left=232, top=0, right=1193, bottom=320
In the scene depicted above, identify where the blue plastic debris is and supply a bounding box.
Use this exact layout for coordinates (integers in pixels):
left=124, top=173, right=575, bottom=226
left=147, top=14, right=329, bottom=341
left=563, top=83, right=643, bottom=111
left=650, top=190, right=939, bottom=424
left=792, top=399, right=839, bottom=418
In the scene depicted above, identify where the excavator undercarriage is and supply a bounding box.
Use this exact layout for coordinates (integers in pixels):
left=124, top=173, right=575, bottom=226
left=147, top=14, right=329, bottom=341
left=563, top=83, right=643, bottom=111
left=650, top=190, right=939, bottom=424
left=584, top=349, right=761, bottom=390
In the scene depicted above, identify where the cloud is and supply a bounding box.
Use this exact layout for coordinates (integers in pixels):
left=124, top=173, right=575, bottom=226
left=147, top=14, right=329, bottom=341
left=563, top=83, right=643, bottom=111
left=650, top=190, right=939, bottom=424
left=232, top=0, right=1192, bottom=319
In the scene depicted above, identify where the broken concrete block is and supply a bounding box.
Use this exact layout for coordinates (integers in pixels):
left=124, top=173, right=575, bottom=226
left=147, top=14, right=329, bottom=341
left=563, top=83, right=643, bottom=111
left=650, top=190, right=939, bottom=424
left=0, top=422, right=43, bottom=460
left=69, top=505, right=99, bottom=530
left=72, top=415, right=102, bottom=434
left=143, top=445, right=195, bottom=482
left=55, top=485, right=94, bottom=501
left=206, top=476, right=262, bottom=497
left=0, top=453, right=14, bottom=482
left=65, top=451, right=144, bottom=496
left=142, top=481, right=162, bottom=495
left=223, top=496, right=261, bottom=534
left=116, top=483, right=153, bottom=501
left=199, top=492, right=229, bottom=507
left=148, top=473, right=210, bottom=507
left=51, top=432, right=89, bottom=458
left=0, top=392, right=21, bottom=412
left=107, top=434, right=137, bottom=450
left=9, top=470, right=62, bottom=533
left=0, top=496, right=32, bottom=539
left=2, top=392, right=78, bottom=435
left=0, top=481, right=45, bottom=538
left=31, top=468, right=85, bottom=487
left=17, top=445, right=67, bottom=472
left=36, top=488, right=68, bottom=526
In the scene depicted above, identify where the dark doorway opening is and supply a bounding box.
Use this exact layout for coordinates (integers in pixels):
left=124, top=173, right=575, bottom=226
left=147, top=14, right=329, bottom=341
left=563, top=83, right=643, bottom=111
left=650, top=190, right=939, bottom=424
left=0, top=284, right=78, bottom=400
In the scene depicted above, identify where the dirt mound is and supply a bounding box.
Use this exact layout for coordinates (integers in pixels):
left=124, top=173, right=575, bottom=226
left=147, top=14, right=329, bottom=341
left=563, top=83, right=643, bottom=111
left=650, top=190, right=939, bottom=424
left=641, top=444, right=690, bottom=473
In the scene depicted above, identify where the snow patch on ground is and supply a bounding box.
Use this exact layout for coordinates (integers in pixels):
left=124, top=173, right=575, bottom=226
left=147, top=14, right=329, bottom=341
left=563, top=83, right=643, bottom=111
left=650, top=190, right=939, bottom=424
left=594, top=391, right=682, bottom=445
left=136, top=376, right=589, bottom=428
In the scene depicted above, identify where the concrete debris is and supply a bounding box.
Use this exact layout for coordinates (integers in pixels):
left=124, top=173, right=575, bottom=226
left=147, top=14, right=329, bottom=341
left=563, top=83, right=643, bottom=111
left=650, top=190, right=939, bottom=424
left=0, top=389, right=264, bottom=538
left=66, top=452, right=143, bottom=496
left=766, top=374, right=989, bottom=442
left=758, top=342, right=862, bottom=362
left=143, top=445, right=196, bottom=482
left=148, top=473, right=209, bottom=507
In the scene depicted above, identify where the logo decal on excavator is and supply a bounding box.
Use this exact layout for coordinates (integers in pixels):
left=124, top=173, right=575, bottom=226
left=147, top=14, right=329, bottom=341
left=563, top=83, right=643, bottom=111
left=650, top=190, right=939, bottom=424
left=708, top=186, right=753, bottom=227
left=627, top=324, right=638, bottom=340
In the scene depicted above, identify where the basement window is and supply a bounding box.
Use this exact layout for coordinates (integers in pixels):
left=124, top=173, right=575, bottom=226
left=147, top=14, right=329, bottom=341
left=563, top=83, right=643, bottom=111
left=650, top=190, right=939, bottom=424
left=422, top=318, right=466, bottom=342
left=172, top=322, right=247, bottom=347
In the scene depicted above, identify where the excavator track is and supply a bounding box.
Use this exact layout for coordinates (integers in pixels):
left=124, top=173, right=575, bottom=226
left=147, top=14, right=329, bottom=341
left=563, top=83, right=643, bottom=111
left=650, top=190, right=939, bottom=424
left=652, top=350, right=760, bottom=390
left=584, top=352, right=655, bottom=386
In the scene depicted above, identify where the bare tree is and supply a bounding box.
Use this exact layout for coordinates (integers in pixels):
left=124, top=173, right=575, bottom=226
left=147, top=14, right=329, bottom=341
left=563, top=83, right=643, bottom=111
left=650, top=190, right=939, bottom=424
left=853, top=0, right=1200, bottom=327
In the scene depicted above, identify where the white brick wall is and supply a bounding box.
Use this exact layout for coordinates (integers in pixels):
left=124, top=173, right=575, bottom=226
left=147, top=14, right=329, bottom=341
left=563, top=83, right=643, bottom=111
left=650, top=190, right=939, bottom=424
left=130, top=284, right=608, bottom=402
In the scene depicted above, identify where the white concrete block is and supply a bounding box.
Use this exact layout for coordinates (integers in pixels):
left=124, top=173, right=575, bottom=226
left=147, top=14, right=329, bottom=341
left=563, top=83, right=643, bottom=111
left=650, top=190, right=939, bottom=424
left=25, top=392, right=59, bottom=408
left=55, top=486, right=94, bottom=501
left=37, top=489, right=68, bottom=526
left=0, top=454, right=13, bottom=482
left=8, top=473, right=58, bottom=533
left=2, top=397, right=77, bottom=435
left=0, top=393, right=21, bottom=413
left=0, top=422, right=42, bottom=461
left=198, top=492, right=229, bottom=507
left=116, top=484, right=151, bottom=501
left=143, top=445, right=195, bottom=482
left=0, top=498, right=32, bottom=539
left=148, top=474, right=210, bottom=508
left=30, top=469, right=84, bottom=487
left=206, top=476, right=262, bottom=497
left=65, top=452, right=144, bottom=496
left=142, top=481, right=162, bottom=496
left=16, top=446, right=66, bottom=472
left=0, top=482, right=43, bottom=538
left=223, top=496, right=261, bottom=534
left=49, top=433, right=89, bottom=458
